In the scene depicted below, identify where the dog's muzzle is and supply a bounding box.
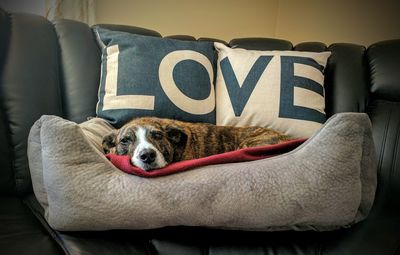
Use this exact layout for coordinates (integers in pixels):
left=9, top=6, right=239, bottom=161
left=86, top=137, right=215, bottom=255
left=138, top=148, right=156, bottom=164
left=132, top=147, right=167, bottom=171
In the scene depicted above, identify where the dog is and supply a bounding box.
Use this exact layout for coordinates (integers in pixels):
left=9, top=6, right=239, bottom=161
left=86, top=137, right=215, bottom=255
left=102, top=117, right=289, bottom=171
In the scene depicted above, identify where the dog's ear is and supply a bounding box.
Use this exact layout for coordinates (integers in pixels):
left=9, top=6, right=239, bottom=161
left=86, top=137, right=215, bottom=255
left=166, top=126, right=187, bottom=145
left=102, top=131, right=118, bottom=154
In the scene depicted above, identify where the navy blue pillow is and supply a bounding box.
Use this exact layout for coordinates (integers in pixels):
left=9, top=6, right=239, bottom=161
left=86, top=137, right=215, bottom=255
left=94, top=27, right=216, bottom=127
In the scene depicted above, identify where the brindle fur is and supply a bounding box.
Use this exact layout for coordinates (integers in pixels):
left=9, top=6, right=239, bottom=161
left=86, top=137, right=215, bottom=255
left=102, top=117, right=290, bottom=164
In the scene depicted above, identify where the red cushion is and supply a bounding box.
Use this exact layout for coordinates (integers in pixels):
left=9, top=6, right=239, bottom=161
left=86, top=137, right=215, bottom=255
left=106, top=138, right=306, bottom=177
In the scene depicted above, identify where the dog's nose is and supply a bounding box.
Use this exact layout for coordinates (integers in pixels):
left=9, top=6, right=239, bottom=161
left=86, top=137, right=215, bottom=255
left=139, top=149, right=156, bottom=164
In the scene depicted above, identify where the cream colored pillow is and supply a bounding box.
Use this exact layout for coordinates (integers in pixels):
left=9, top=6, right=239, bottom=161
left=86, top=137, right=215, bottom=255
left=214, top=42, right=331, bottom=138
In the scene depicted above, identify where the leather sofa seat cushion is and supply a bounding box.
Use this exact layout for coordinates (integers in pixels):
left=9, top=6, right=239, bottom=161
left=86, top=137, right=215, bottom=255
left=0, top=195, right=63, bottom=255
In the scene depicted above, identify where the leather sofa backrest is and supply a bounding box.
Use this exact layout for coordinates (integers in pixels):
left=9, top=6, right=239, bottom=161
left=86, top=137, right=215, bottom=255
left=0, top=9, right=399, bottom=205
left=0, top=10, right=62, bottom=195
left=366, top=39, right=400, bottom=217
left=368, top=40, right=400, bottom=101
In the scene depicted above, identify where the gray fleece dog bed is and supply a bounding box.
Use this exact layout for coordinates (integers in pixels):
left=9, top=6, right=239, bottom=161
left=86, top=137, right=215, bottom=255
left=28, top=113, right=377, bottom=231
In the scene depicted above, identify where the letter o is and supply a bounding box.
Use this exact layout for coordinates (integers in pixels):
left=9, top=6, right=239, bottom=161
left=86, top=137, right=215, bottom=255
left=158, top=50, right=215, bottom=115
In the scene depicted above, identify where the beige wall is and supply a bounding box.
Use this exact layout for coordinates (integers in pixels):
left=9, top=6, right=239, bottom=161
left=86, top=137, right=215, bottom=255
left=276, top=0, right=400, bottom=46
left=96, top=0, right=400, bottom=46
left=95, top=0, right=279, bottom=41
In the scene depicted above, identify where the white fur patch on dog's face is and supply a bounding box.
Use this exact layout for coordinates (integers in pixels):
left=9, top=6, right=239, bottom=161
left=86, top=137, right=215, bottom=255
left=131, top=127, right=168, bottom=171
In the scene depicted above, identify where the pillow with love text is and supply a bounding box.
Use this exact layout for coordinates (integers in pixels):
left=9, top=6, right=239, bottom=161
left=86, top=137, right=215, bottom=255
left=94, top=27, right=216, bottom=127
left=214, top=42, right=331, bottom=138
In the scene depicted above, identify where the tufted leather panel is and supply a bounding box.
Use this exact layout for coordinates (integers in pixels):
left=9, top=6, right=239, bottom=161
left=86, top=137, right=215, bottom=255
left=54, top=20, right=101, bottom=123
left=368, top=39, right=400, bottom=101
left=0, top=9, right=14, bottom=194
left=294, top=42, right=327, bottom=52
left=324, top=43, right=370, bottom=117
left=366, top=41, right=400, bottom=220
left=0, top=13, right=62, bottom=195
left=229, top=37, right=293, bottom=50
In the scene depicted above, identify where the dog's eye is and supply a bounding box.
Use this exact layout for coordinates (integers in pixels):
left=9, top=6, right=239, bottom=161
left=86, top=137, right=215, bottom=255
left=151, top=131, right=163, bottom=140
left=120, top=137, right=131, bottom=145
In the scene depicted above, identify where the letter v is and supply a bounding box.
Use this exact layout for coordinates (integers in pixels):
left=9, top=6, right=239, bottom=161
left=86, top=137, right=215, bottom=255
left=220, top=56, right=273, bottom=116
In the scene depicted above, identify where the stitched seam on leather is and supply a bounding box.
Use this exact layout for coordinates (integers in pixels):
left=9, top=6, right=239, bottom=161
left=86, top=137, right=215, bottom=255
left=377, top=104, right=391, bottom=177
left=388, top=105, right=400, bottom=193
left=375, top=103, right=392, bottom=202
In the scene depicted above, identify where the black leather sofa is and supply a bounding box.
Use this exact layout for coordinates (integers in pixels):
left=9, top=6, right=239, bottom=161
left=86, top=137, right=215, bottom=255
left=1, top=8, right=400, bottom=255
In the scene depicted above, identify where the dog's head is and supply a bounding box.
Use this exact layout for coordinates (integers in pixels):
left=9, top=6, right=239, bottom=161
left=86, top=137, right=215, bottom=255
left=102, top=118, right=187, bottom=171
